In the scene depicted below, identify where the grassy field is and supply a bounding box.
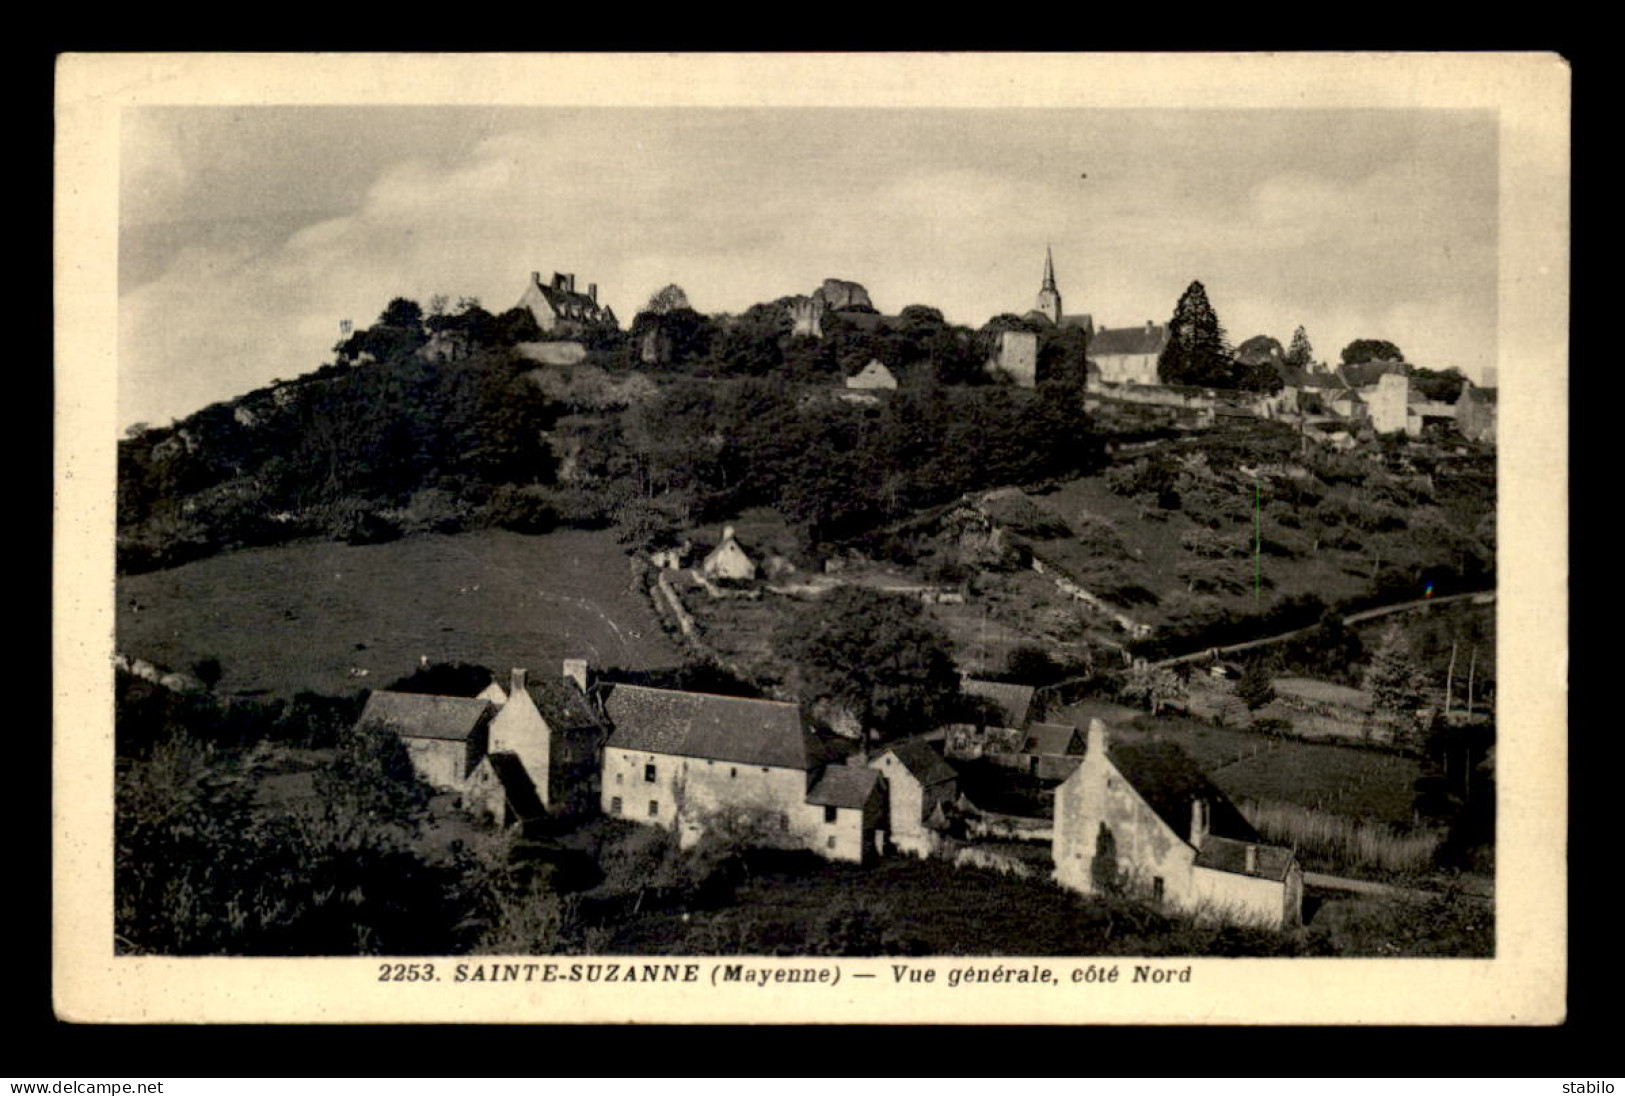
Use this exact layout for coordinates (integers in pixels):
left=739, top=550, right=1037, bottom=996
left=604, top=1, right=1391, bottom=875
left=1046, top=702, right=1423, bottom=827
left=118, top=529, right=683, bottom=698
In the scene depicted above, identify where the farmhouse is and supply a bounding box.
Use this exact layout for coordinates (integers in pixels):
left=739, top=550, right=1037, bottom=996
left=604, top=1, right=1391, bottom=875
left=869, top=738, right=959, bottom=856
left=1013, top=721, right=1088, bottom=780
left=1053, top=721, right=1302, bottom=928
left=517, top=271, right=619, bottom=337
left=356, top=691, right=494, bottom=792
left=485, top=663, right=609, bottom=817
left=946, top=677, right=1038, bottom=760
left=598, top=683, right=880, bottom=862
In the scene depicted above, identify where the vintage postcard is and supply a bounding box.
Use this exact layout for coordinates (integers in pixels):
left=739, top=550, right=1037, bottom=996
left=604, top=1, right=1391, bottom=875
left=54, top=52, right=1568, bottom=1024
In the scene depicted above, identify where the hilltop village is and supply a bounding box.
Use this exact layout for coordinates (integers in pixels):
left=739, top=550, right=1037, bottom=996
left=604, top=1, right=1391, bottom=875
left=114, top=256, right=1498, bottom=958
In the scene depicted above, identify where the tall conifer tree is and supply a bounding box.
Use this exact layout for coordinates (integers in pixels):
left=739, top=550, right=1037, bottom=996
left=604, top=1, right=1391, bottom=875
left=1157, top=280, right=1234, bottom=387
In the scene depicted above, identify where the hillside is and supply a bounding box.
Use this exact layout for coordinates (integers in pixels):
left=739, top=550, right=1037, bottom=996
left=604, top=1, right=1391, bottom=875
left=118, top=528, right=680, bottom=699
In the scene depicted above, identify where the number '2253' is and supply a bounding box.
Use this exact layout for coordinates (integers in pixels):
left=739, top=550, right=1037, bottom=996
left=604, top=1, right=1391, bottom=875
left=378, top=963, right=436, bottom=982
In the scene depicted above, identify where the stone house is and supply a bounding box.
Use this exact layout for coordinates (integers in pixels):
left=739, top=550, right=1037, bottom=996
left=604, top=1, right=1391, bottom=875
left=517, top=271, right=618, bottom=337
left=1090, top=323, right=1171, bottom=386
left=355, top=691, right=495, bottom=792
left=598, top=683, right=880, bottom=862
left=1012, top=721, right=1088, bottom=781
left=465, top=750, right=547, bottom=829
left=485, top=662, right=609, bottom=818
left=1053, top=721, right=1302, bottom=928
left=700, top=526, right=757, bottom=582
left=869, top=738, right=959, bottom=856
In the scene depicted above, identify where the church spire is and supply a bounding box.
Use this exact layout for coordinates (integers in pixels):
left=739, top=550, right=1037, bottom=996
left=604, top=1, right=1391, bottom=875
left=1035, top=245, right=1062, bottom=324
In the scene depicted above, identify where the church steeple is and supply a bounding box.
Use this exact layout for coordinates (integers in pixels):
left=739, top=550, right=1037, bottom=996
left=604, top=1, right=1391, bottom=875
left=1035, top=245, right=1062, bottom=324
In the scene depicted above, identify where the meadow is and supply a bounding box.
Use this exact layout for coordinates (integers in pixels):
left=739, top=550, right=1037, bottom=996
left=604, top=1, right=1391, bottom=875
left=117, top=528, right=682, bottom=698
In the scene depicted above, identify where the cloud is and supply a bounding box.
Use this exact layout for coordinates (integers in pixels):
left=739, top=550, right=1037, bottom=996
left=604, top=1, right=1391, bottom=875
left=118, top=112, right=1500, bottom=427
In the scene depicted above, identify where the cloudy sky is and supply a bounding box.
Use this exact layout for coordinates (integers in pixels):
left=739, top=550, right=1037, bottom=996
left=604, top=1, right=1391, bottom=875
left=119, top=105, right=1497, bottom=429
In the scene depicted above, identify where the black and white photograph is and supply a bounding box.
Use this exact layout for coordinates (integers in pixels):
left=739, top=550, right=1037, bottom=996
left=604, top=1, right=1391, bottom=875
left=55, top=52, right=1567, bottom=1024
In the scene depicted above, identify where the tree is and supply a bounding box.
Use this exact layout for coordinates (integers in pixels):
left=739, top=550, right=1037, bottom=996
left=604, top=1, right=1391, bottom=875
left=1363, top=624, right=1427, bottom=745
left=779, top=586, right=961, bottom=742
left=645, top=284, right=692, bottom=315
left=378, top=297, right=425, bottom=331
left=1236, top=661, right=1277, bottom=710
left=1340, top=339, right=1405, bottom=365
left=1234, top=335, right=1284, bottom=367
left=1157, top=281, right=1234, bottom=388
left=1120, top=662, right=1187, bottom=716
left=1285, top=325, right=1315, bottom=369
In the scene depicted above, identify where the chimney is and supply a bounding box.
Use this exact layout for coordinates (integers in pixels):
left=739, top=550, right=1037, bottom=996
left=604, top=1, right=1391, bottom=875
left=588, top=283, right=597, bottom=303
left=567, top=273, right=577, bottom=293
left=1189, top=798, right=1208, bottom=850
left=1244, top=845, right=1258, bottom=873
left=1087, top=718, right=1108, bottom=760
left=563, top=658, right=589, bottom=694
left=510, top=667, right=528, bottom=699
left=530, top=271, right=541, bottom=287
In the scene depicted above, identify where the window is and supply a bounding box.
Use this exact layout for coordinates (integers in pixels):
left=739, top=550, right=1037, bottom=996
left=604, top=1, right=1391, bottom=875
left=730, top=768, right=737, bottom=779
left=824, top=805, right=838, bottom=824
left=826, top=836, right=837, bottom=850
left=615, top=772, right=623, bottom=786
left=779, top=813, right=790, bottom=832
left=1152, top=877, right=1165, bottom=904
left=649, top=800, right=659, bottom=817
left=610, top=797, right=622, bottom=815
left=644, top=764, right=657, bottom=783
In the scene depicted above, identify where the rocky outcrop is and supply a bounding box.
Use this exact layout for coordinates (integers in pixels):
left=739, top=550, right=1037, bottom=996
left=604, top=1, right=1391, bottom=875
left=813, top=278, right=873, bottom=312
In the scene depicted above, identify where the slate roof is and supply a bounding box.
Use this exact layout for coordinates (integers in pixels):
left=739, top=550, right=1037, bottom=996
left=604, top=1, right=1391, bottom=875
left=880, top=738, right=958, bottom=787
left=1193, top=834, right=1296, bottom=882
left=522, top=677, right=602, bottom=732
left=961, top=678, right=1036, bottom=729
left=1104, top=739, right=1261, bottom=846
left=358, top=691, right=493, bottom=742
left=602, top=683, right=814, bottom=769
left=531, top=275, right=608, bottom=320
left=1022, top=722, right=1086, bottom=758
left=806, top=764, right=882, bottom=809
left=483, top=751, right=546, bottom=820
left=1059, top=313, right=1095, bottom=332
left=1090, top=324, right=1170, bottom=357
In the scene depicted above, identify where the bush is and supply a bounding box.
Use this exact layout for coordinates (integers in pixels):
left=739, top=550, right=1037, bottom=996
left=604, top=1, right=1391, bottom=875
left=391, top=487, right=468, bottom=536
left=477, top=485, right=557, bottom=534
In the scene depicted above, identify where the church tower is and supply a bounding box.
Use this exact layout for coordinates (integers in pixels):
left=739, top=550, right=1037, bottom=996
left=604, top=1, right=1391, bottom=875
left=1035, top=246, right=1063, bottom=325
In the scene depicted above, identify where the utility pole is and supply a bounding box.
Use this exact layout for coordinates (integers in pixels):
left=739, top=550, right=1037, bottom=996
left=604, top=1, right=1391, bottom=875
left=1445, top=639, right=1458, bottom=718
left=1466, top=647, right=1477, bottom=719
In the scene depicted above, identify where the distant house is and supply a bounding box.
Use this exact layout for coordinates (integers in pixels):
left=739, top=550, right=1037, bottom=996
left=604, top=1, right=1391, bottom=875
left=846, top=359, right=898, bottom=390
left=517, top=271, right=618, bottom=337
left=1090, top=323, right=1170, bottom=386
left=700, top=526, right=757, bottom=582
left=598, top=683, right=879, bottom=862
left=869, top=738, right=959, bottom=856
left=1014, top=721, right=1088, bottom=780
left=946, top=677, right=1038, bottom=761
left=355, top=691, right=495, bottom=792
left=1053, top=721, right=1302, bottom=928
